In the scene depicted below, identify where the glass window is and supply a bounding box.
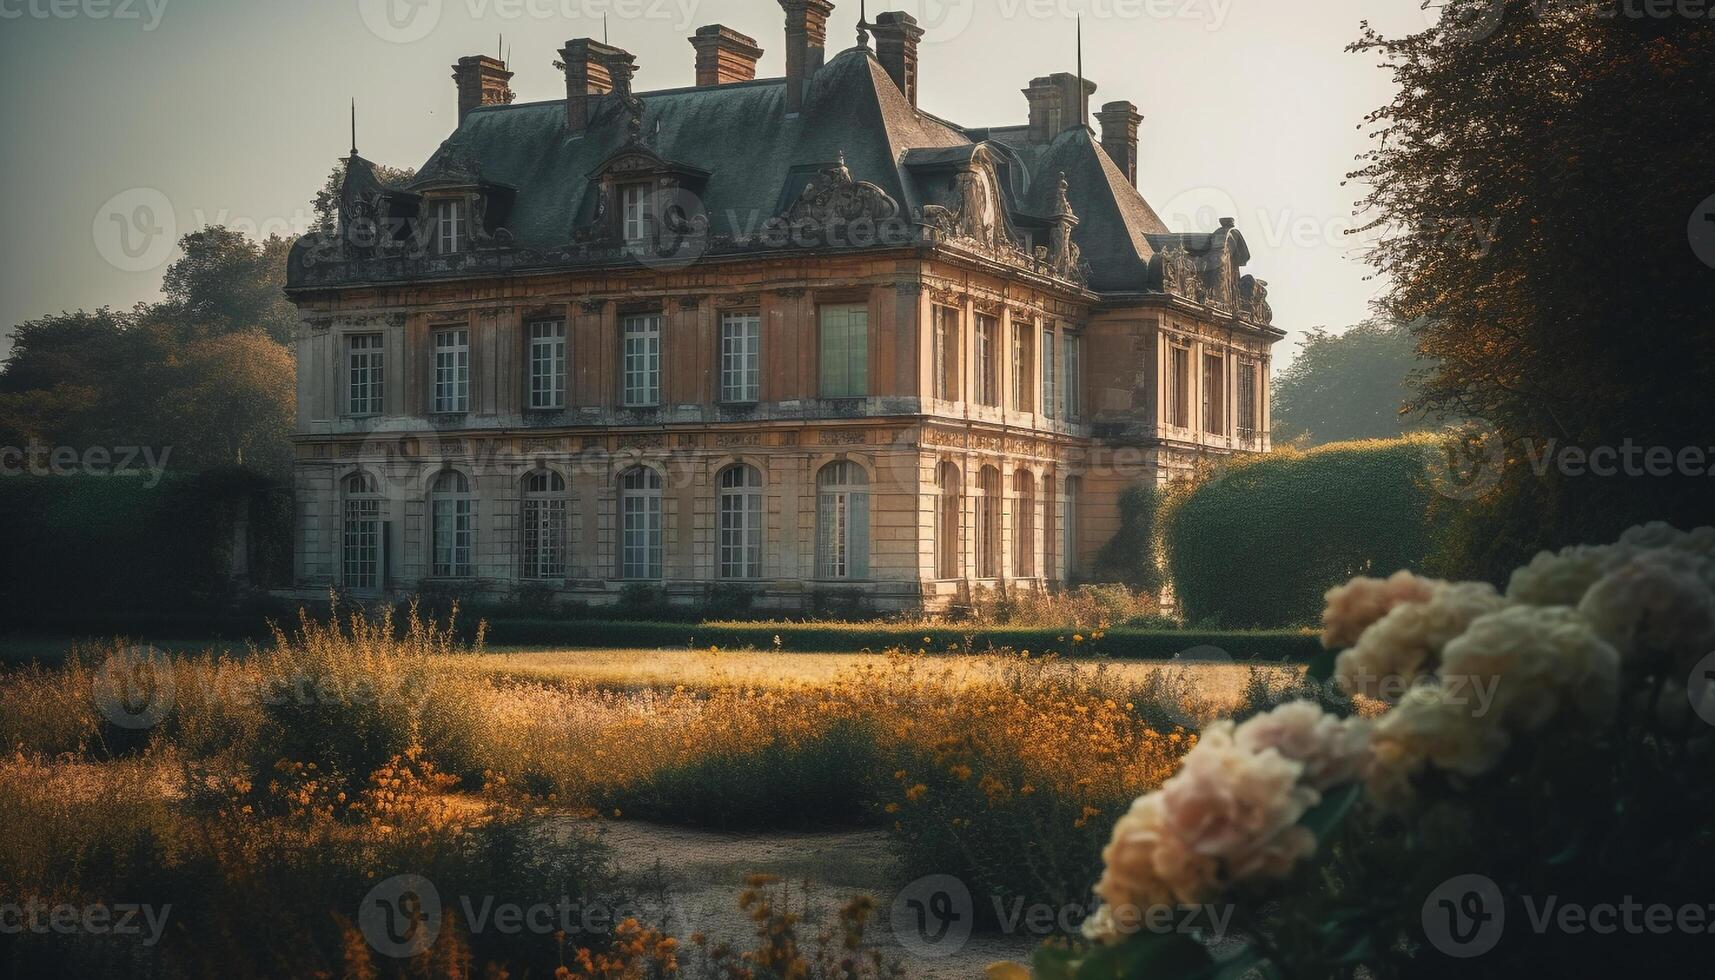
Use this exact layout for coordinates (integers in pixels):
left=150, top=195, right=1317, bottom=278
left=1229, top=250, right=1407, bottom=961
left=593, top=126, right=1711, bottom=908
left=819, top=304, right=869, bottom=398
left=521, top=470, right=567, bottom=580
left=815, top=461, right=869, bottom=580
left=1011, top=321, right=1032, bottom=412
left=622, top=315, right=662, bottom=408
left=436, top=199, right=465, bottom=255
left=620, top=467, right=663, bottom=579
left=1063, top=333, right=1082, bottom=420
left=718, top=465, right=765, bottom=579
left=347, top=334, right=384, bottom=417
left=622, top=183, right=652, bottom=245
left=1014, top=470, right=1035, bottom=578
left=935, top=462, right=962, bottom=580
left=1062, top=476, right=1082, bottom=580
left=430, top=470, right=473, bottom=578
left=720, top=312, right=761, bottom=404
left=1167, top=343, right=1191, bottom=429
left=342, top=471, right=381, bottom=590
left=974, top=314, right=1000, bottom=407
left=1238, top=357, right=1261, bottom=442
left=529, top=320, right=567, bottom=410
left=932, top=306, right=959, bottom=402
left=1041, top=327, right=1057, bottom=419
left=433, top=328, right=469, bottom=414
left=976, top=466, right=1001, bottom=578
left=1202, top=352, right=1225, bottom=435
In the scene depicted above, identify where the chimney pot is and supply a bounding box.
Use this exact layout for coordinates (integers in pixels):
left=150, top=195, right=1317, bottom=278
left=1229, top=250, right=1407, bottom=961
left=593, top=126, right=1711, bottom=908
left=871, top=11, right=926, bottom=107
left=690, top=25, right=764, bottom=86
left=453, top=55, right=514, bottom=125
left=1024, top=72, right=1095, bottom=144
left=779, top=0, right=836, bottom=114
left=1096, top=100, right=1143, bottom=187
left=558, top=38, right=629, bottom=133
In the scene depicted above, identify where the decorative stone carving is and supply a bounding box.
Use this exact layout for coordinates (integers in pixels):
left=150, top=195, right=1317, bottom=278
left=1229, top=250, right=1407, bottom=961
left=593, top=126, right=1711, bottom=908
left=922, top=162, right=1015, bottom=254
left=776, top=155, right=906, bottom=247
left=1045, top=173, right=1085, bottom=284
left=1240, top=275, right=1273, bottom=327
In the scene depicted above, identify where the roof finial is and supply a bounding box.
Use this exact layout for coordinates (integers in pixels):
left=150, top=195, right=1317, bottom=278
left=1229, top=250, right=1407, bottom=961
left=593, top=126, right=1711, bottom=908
left=350, top=98, right=358, bottom=158
left=603, top=13, right=609, bottom=44
left=857, top=0, right=870, bottom=47
left=1076, top=16, right=1086, bottom=127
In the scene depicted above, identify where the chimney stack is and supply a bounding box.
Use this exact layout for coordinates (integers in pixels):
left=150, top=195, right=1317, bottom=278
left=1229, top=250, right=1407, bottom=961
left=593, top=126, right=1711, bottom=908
left=558, top=39, right=627, bottom=133
left=1096, top=101, right=1142, bottom=187
left=779, top=0, right=836, bottom=114
left=1023, top=72, right=1097, bottom=144
left=452, top=55, right=515, bottom=125
left=871, top=12, right=925, bottom=107
left=690, top=25, right=764, bottom=86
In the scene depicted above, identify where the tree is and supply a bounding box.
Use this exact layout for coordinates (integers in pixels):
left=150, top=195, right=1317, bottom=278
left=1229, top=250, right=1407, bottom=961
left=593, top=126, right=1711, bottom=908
left=1271, top=319, right=1428, bottom=445
left=1350, top=1, right=1715, bottom=579
left=154, top=227, right=298, bottom=345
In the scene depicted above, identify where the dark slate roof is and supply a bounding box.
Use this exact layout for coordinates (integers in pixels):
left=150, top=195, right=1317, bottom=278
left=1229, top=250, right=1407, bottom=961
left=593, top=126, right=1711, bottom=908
left=308, top=45, right=1236, bottom=296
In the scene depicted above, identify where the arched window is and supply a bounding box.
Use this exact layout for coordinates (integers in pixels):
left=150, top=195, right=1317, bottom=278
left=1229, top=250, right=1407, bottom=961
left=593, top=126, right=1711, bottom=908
left=1062, top=476, right=1082, bottom=580
left=522, top=470, right=567, bottom=581
left=816, top=461, right=869, bottom=580
left=1014, top=470, right=1036, bottom=578
left=620, top=467, right=663, bottom=580
left=935, top=461, right=962, bottom=580
left=718, top=464, right=765, bottom=580
left=342, top=471, right=382, bottom=590
left=976, top=466, right=1001, bottom=579
left=430, top=470, right=474, bottom=578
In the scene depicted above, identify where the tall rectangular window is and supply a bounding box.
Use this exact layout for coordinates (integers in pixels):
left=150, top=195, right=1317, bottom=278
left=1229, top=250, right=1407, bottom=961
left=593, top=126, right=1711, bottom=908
left=720, top=312, right=761, bottom=403
left=436, top=200, right=465, bottom=255
left=1011, top=321, right=1033, bottom=412
left=432, top=328, right=469, bottom=414
left=1238, top=358, right=1261, bottom=442
left=1041, top=327, right=1058, bottom=419
left=974, top=314, right=999, bottom=407
left=1202, top=352, right=1226, bottom=435
left=819, top=303, right=869, bottom=398
left=1063, top=333, right=1082, bottom=420
left=347, top=333, right=384, bottom=417
left=932, top=305, right=959, bottom=401
left=622, top=314, right=662, bottom=408
left=528, top=320, right=566, bottom=410
left=621, top=183, right=652, bottom=245
left=1167, top=343, right=1191, bottom=429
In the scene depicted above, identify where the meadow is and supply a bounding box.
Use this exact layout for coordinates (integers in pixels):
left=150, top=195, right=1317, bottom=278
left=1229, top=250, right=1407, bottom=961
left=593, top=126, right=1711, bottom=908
left=0, top=604, right=1331, bottom=978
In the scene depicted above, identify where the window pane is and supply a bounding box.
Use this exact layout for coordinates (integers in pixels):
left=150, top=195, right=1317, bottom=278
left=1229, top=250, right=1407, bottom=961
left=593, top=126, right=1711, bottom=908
left=1041, top=328, right=1057, bottom=419
left=529, top=320, right=566, bottom=410
left=348, top=334, right=384, bottom=417
left=819, top=304, right=868, bottom=398
left=623, top=315, right=661, bottom=407
left=720, top=312, right=761, bottom=403
left=433, top=329, right=469, bottom=413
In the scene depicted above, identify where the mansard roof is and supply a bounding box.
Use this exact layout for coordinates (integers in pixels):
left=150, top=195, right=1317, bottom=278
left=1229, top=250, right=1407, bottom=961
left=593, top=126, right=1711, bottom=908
left=291, top=44, right=1269, bottom=318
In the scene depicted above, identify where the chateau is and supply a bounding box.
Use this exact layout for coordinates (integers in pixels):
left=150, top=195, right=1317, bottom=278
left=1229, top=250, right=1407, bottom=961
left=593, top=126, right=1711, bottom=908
left=284, top=3, right=1283, bottom=612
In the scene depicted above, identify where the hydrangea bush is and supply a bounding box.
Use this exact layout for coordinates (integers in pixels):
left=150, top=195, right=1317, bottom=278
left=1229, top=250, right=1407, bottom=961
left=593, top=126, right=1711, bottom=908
left=1002, top=523, right=1715, bottom=978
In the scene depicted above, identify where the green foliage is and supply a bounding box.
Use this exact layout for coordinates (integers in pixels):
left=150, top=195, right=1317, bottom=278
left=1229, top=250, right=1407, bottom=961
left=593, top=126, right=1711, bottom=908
left=1271, top=319, right=1431, bottom=446
left=1164, top=437, right=1446, bottom=628
left=1353, top=0, right=1715, bottom=564
left=1091, top=484, right=1167, bottom=593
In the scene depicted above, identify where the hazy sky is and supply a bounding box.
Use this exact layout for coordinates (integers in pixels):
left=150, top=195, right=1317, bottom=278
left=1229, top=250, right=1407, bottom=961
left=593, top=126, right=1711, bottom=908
left=0, top=0, right=1441, bottom=365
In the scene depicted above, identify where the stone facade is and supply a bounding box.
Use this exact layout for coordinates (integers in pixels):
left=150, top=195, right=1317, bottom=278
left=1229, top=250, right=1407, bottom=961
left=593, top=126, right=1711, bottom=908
left=285, top=5, right=1283, bottom=613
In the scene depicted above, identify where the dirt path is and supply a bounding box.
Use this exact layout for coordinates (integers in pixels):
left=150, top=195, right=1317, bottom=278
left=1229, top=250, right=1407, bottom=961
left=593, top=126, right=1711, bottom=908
left=590, top=820, right=1039, bottom=978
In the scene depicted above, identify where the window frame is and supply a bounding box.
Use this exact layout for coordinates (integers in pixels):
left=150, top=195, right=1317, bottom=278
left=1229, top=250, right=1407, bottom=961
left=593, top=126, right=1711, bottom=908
left=521, top=470, right=568, bottom=581
left=346, top=333, right=385, bottom=418
left=1013, top=470, right=1036, bottom=578
left=1011, top=320, right=1033, bottom=413
left=429, top=470, right=474, bottom=579
left=717, top=464, right=765, bottom=580
left=432, top=327, right=470, bottom=414
left=621, top=314, right=663, bottom=409
left=815, top=461, right=870, bottom=581
left=976, top=465, right=1001, bottom=579
left=1041, top=326, right=1058, bottom=419
left=621, top=182, right=653, bottom=246
left=1202, top=350, right=1226, bottom=435
left=1167, top=341, right=1192, bottom=430
left=932, top=305, right=960, bottom=402
left=1062, top=332, right=1082, bottom=420
left=528, top=319, right=567, bottom=411
left=1237, top=356, right=1261, bottom=442
left=719, top=311, right=762, bottom=405
left=342, top=471, right=382, bottom=591
left=974, top=313, right=1000, bottom=407
left=818, top=303, right=870, bottom=399
left=935, top=461, right=962, bottom=581
left=619, top=467, right=664, bottom=580
left=436, top=199, right=466, bottom=256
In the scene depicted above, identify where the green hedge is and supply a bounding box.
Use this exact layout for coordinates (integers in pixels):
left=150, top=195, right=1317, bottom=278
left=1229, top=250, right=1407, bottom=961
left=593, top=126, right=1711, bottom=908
left=0, top=469, right=291, bottom=631
left=1164, top=437, right=1445, bottom=629
left=482, top=619, right=1318, bottom=662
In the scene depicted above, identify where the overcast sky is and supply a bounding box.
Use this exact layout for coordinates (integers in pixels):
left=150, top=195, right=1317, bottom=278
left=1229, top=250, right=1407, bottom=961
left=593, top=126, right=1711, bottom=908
left=0, top=0, right=1442, bottom=365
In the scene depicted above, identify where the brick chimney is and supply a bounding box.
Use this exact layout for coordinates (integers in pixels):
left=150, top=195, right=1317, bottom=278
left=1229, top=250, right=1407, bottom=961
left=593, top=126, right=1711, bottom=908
left=779, top=0, right=836, bottom=114
left=1096, top=101, right=1142, bottom=187
left=452, top=55, right=515, bottom=125
left=1023, top=72, right=1097, bottom=144
left=871, top=11, right=925, bottom=107
left=690, top=25, right=764, bottom=86
left=558, top=38, right=628, bottom=133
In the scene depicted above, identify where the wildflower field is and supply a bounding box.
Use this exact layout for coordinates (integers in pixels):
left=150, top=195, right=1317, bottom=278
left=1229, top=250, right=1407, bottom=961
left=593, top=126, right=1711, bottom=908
left=0, top=606, right=1318, bottom=978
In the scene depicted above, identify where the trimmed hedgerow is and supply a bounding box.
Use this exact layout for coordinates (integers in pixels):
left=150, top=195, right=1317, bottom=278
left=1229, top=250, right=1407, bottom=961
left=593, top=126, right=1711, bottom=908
left=1163, top=436, right=1448, bottom=628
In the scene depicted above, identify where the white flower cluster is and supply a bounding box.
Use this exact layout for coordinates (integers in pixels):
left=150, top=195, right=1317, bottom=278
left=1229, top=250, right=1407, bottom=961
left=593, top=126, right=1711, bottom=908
left=1084, top=702, right=1370, bottom=943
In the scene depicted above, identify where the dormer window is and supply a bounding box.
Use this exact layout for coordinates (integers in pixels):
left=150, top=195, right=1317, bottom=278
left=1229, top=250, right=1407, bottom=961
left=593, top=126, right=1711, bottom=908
left=621, top=183, right=653, bottom=245
left=436, top=199, right=466, bottom=255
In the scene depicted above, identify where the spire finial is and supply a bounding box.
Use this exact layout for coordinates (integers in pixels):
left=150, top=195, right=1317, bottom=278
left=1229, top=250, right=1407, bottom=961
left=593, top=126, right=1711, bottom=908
left=1076, top=16, right=1086, bottom=126
left=603, top=13, right=609, bottom=44
left=857, top=0, right=870, bottom=47
left=350, top=98, right=358, bottom=158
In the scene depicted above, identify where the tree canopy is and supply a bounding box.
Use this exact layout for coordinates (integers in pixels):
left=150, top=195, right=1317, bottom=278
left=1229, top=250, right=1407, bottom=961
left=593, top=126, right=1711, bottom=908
left=1272, top=319, right=1428, bottom=446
